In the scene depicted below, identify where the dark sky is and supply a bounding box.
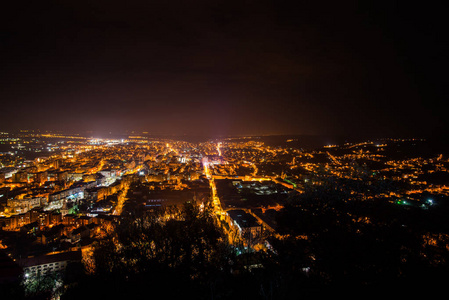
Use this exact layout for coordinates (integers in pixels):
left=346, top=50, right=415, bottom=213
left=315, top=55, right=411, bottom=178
left=0, top=1, right=447, bottom=138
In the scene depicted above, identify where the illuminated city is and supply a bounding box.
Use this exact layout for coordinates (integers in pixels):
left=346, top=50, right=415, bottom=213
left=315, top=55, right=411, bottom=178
left=1, top=131, right=448, bottom=298
left=1, top=1, right=447, bottom=299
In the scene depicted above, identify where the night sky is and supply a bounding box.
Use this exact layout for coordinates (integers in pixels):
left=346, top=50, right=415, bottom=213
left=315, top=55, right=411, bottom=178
left=0, top=1, right=446, bottom=138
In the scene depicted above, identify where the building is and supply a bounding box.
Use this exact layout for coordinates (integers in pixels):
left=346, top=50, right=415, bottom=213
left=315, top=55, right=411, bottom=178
left=32, top=171, right=48, bottom=184
left=6, top=197, right=45, bottom=214
left=18, top=250, right=82, bottom=278
left=56, top=171, right=68, bottom=182
left=48, top=180, right=96, bottom=203
left=12, top=171, right=28, bottom=183
left=0, top=167, right=18, bottom=179
left=226, top=209, right=262, bottom=246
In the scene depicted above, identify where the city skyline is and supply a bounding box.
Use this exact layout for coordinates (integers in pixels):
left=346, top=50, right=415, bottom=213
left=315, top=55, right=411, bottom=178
left=1, top=3, right=448, bottom=297
left=1, top=133, right=448, bottom=298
